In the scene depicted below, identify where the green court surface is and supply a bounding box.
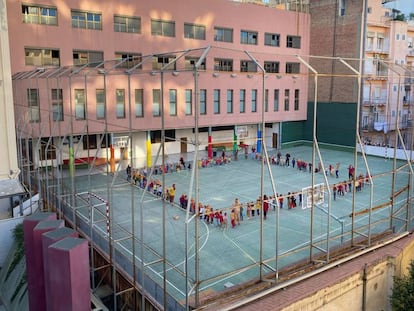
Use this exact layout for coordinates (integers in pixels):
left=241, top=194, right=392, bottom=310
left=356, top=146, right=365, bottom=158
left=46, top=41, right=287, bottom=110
left=58, top=144, right=413, bottom=306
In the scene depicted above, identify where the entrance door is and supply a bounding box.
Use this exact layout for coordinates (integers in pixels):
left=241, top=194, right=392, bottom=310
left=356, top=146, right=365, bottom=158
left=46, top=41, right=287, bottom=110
left=272, top=133, right=278, bottom=149
left=181, top=137, right=187, bottom=154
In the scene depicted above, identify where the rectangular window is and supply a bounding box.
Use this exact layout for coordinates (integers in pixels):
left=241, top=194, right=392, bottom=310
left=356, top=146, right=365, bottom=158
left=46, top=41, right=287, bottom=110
left=264, top=33, right=280, bottom=47
left=227, top=90, right=233, bottom=113
left=294, top=89, right=299, bottom=111
left=286, top=62, right=300, bottom=74
left=214, top=89, right=220, bottom=114
left=251, top=90, right=257, bottom=112
left=214, top=58, right=233, bottom=72
left=185, top=57, right=206, bottom=70
left=339, top=0, right=345, bottom=16
left=265, top=89, right=269, bottom=112
left=152, top=55, right=176, bottom=70
left=151, top=19, right=175, bottom=37
left=28, top=89, right=40, bottom=122
left=377, top=37, right=384, bottom=50
left=135, top=89, right=144, bottom=117
left=184, top=23, right=206, bottom=40
left=153, top=89, right=160, bottom=117
left=241, top=30, right=258, bottom=45
left=115, top=52, right=142, bottom=69
left=73, top=50, right=103, bottom=67
left=284, top=89, right=290, bottom=111
left=274, top=89, right=279, bottom=111
left=200, top=89, right=207, bottom=115
left=114, top=15, right=140, bottom=33
left=264, top=61, right=280, bottom=73
left=96, top=89, right=105, bottom=119
left=240, top=60, right=257, bottom=73
left=286, top=35, right=301, bottom=48
left=51, top=89, right=63, bottom=121
left=214, top=27, right=233, bottom=42
left=25, top=48, right=60, bottom=66
left=71, top=10, right=102, bottom=30
left=22, top=5, right=57, bottom=25
left=185, top=89, right=192, bottom=115
left=74, top=89, right=85, bottom=120
left=116, top=89, right=125, bottom=118
left=240, top=89, right=246, bottom=113
left=169, top=89, right=177, bottom=116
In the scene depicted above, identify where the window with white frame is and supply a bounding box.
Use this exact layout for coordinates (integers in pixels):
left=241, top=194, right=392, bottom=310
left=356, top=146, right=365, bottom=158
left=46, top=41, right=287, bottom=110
left=96, top=89, right=105, bottom=120
left=240, top=89, right=246, bottom=113
left=74, top=89, right=85, bottom=120
left=214, top=27, right=233, bottom=42
left=265, top=89, right=269, bottom=112
left=185, top=89, right=192, bottom=115
left=294, top=89, right=299, bottom=111
left=274, top=89, right=279, bottom=111
left=71, top=10, right=102, bottom=30
left=214, top=58, right=233, bottom=72
left=240, top=30, right=258, bottom=45
left=28, top=89, right=40, bottom=122
left=169, top=89, right=177, bottom=116
left=52, top=89, right=63, bottom=121
left=184, top=23, right=206, bottom=40
left=151, top=19, right=175, bottom=37
left=264, top=33, right=280, bottom=47
left=251, top=90, right=257, bottom=112
left=214, top=89, right=220, bottom=114
left=115, top=52, right=142, bottom=69
left=153, top=89, right=160, bottom=117
left=135, top=89, right=144, bottom=117
left=184, top=57, right=206, bottom=70
left=200, top=89, right=207, bottom=115
left=286, top=62, right=300, bottom=74
left=366, top=32, right=374, bottom=50
left=264, top=61, right=280, bottom=73
left=240, top=60, right=257, bottom=73
left=227, top=90, right=233, bottom=113
left=116, top=89, right=125, bottom=118
left=114, top=15, right=140, bottom=33
left=25, top=48, right=60, bottom=66
left=22, top=4, right=57, bottom=25
left=284, top=89, right=290, bottom=111
left=73, top=50, right=103, bottom=67
left=286, top=35, right=301, bottom=48
left=152, top=55, right=176, bottom=70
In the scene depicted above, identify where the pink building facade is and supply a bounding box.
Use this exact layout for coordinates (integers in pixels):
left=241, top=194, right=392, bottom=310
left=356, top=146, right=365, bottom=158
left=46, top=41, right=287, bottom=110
left=8, top=0, right=310, bottom=167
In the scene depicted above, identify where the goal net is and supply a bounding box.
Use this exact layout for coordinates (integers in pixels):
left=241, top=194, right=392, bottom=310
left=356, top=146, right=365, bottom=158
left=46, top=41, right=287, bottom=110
left=302, top=183, right=326, bottom=209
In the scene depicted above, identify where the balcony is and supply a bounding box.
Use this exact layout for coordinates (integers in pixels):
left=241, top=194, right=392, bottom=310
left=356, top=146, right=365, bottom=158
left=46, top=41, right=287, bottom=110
left=365, top=74, right=388, bottom=81
left=363, top=98, right=387, bottom=107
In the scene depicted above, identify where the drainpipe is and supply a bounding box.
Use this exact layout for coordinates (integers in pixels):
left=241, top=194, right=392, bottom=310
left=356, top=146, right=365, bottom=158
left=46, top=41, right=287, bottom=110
left=362, top=263, right=367, bottom=311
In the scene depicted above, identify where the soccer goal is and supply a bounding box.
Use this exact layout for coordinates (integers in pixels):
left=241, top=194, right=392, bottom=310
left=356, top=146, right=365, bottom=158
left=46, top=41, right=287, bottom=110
left=302, top=183, right=326, bottom=209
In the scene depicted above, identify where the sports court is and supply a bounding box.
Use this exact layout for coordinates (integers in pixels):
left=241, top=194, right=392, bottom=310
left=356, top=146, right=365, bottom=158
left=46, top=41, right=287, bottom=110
left=55, top=143, right=413, bottom=309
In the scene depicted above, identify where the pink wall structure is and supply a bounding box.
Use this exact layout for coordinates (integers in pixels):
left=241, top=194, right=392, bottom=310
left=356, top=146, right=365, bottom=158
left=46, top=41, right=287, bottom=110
left=8, top=0, right=310, bottom=138
left=47, top=237, right=91, bottom=311
left=42, top=227, right=79, bottom=311
left=23, top=212, right=58, bottom=311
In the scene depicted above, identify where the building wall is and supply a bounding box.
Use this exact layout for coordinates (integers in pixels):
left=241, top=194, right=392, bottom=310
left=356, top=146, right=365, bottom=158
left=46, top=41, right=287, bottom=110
left=9, top=0, right=310, bottom=142
left=309, top=0, right=364, bottom=104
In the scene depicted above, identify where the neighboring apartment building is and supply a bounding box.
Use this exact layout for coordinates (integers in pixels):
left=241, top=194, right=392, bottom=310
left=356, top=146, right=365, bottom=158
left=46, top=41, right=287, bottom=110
left=8, top=0, right=310, bottom=168
left=363, top=1, right=414, bottom=148
left=309, top=0, right=414, bottom=149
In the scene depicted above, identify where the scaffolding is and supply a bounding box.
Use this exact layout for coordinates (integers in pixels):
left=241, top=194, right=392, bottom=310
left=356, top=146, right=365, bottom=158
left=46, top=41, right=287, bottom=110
left=13, top=47, right=414, bottom=310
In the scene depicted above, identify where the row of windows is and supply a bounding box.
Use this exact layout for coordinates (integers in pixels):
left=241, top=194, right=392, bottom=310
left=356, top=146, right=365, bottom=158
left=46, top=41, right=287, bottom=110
left=22, top=4, right=301, bottom=48
left=24, top=47, right=301, bottom=73
left=27, top=88, right=301, bottom=122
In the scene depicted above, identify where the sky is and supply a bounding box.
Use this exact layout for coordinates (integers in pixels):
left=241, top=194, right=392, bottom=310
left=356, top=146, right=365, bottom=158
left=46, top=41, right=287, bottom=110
left=384, top=0, right=414, bottom=15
